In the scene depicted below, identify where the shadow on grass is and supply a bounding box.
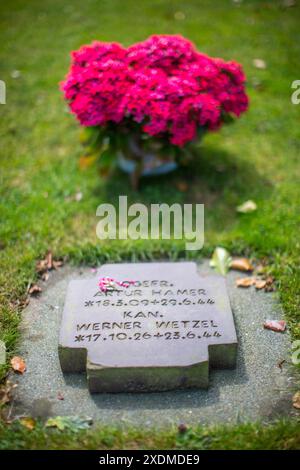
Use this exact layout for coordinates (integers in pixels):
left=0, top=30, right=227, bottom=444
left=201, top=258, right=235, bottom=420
left=92, top=145, right=272, bottom=232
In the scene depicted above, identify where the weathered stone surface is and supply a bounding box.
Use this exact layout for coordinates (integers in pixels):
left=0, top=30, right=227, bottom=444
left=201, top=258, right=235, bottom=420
left=11, top=262, right=298, bottom=426
left=58, top=262, right=237, bottom=392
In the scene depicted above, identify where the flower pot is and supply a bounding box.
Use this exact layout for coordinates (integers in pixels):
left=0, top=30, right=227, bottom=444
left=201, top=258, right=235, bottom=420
left=117, top=135, right=178, bottom=186
left=117, top=151, right=178, bottom=177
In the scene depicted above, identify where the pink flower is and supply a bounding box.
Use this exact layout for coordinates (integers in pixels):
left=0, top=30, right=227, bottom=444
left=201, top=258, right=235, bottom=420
left=98, top=277, right=135, bottom=292
left=61, top=35, right=248, bottom=147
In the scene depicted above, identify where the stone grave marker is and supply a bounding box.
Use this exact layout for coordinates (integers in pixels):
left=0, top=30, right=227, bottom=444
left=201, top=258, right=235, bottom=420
left=59, top=262, right=237, bottom=392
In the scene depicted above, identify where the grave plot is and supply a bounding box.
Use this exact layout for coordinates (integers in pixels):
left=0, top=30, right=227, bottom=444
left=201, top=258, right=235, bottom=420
left=10, top=261, right=297, bottom=426
left=58, top=262, right=238, bottom=392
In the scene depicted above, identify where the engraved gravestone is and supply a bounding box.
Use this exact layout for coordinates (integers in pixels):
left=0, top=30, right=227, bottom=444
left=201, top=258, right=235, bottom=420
left=59, top=262, right=237, bottom=393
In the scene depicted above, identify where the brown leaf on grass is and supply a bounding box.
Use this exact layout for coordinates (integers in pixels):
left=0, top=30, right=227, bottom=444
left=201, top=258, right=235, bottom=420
left=23, top=297, right=30, bottom=308
left=36, top=251, right=52, bottom=273
left=28, top=284, right=42, bottom=296
left=263, top=320, right=286, bottom=333
left=236, top=277, right=255, bottom=288
left=9, top=297, right=30, bottom=311
left=20, top=417, right=36, bottom=430
left=79, top=155, right=96, bottom=170
left=11, top=356, right=26, bottom=374
left=264, top=285, right=275, bottom=292
left=230, top=258, right=254, bottom=272
left=53, top=260, right=63, bottom=270
left=254, top=279, right=267, bottom=290
left=264, top=276, right=275, bottom=292
left=98, top=167, right=110, bottom=178
left=45, top=251, right=53, bottom=269
left=0, top=381, right=17, bottom=406
left=292, top=391, right=300, bottom=410
left=41, top=272, right=49, bottom=282
left=175, top=181, right=188, bottom=192
left=178, top=423, right=188, bottom=434
left=36, top=251, right=64, bottom=276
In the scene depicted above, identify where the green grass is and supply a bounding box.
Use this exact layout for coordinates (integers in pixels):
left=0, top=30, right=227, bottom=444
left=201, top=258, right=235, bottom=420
left=0, top=0, right=300, bottom=449
left=0, top=420, right=299, bottom=450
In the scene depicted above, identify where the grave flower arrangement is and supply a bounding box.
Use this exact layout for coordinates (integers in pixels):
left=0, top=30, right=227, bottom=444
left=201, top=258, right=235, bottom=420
left=61, top=35, right=248, bottom=186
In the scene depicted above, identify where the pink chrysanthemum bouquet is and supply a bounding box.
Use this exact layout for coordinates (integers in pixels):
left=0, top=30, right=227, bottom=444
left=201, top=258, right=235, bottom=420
left=61, top=35, right=248, bottom=186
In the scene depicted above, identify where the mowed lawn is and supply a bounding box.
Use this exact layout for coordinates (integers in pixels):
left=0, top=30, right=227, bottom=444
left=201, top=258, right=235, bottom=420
left=0, top=0, right=300, bottom=449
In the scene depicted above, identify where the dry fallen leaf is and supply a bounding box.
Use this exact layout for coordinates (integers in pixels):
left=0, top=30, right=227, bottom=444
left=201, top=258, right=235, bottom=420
left=36, top=251, right=52, bottom=273
left=45, top=251, right=53, bottom=270
left=79, top=155, right=97, bottom=170
left=236, top=277, right=255, bottom=288
left=292, top=391, right=300, bottom=410
left=236, top=200, right=257, bottom=213
left=36, top=251, right=64, bottom=277
left=0, top=381, right=17, bottom=406
left=41, top=272, right=49, bottom=282
left=255, top=264, right=266, bottom=275
left=11, top=356, right=26, bottom=374
left=230, top=258, right=254, bottom=272
left=263, top=320, right=286, bottom=333
left=98, top=167, right=110, bottom=178
left=10, top=297, right=30, bottom=310
left=20, top=417, right=36, bottom=430
left=28, top=284, right=42, bottom=296
left=52, top=260, right=63, bottom=270
left=175, top=181, right=188, bottom=192
left=178, top=423, right=188, bottom=433
left=254, top=279, right=267, bottom=290
left=253, top=58, right=266, bottom=70
left=277, top=359, right=286, bottom=371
